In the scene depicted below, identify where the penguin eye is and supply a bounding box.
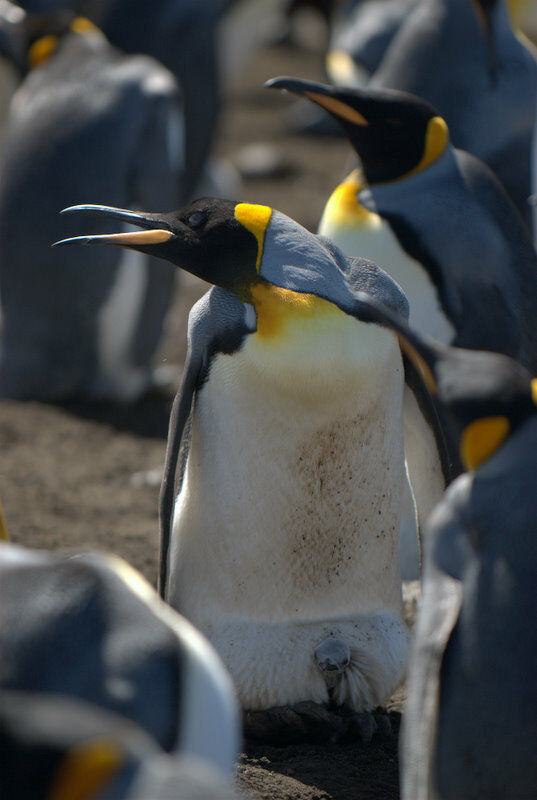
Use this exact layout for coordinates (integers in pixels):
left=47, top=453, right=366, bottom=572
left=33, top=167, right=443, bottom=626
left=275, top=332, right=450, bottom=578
left=186, top=210, right=207, bottom=229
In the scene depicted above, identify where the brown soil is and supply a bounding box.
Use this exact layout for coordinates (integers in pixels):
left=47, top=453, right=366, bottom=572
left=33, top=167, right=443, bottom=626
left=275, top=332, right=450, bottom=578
left=1, top=33, right=411, bottom=800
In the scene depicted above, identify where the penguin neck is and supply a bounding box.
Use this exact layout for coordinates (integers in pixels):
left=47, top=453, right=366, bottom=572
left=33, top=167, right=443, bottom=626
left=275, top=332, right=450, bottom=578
left=27, top=18, right=104, bottom=70
left=318, top=155, right=457, bottom=344
left=244, top=283, right=401, bottom=402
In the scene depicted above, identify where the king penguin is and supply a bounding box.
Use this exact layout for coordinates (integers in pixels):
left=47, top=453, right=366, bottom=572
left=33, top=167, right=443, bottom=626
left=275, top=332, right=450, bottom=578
left=267, top=78, right=537, bottom=368
left=0, top=10, right=184, bottom=401
left=74, top=0, right=234, bottom=202
left=347, top=293, right=537, bottom=800
left=54, top=197, right=436, bottom=732
left=268, top=77, right=537, bottom=539
left=326, top=0, right=418, bottom=89
left=0, top=542, right=240, bottom=779
left=1, top=689, right=237, bottom=799
left=368, top=0, right=537, bottom=234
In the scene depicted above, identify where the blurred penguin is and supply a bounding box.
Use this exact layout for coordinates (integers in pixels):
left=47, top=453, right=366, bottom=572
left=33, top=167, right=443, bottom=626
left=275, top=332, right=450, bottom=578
left=0, top=7, right=184, bottom=400
left=350, top=294, right=537, bottom=800
left=0, top=690, right=238, bottom=799
left=0, top=543, right=240, bottom=782
left=369, top=0, right=537, bottom=234
left=326, top=0, right=418, bottom=88
left=75, top=0, right=238, bottom=201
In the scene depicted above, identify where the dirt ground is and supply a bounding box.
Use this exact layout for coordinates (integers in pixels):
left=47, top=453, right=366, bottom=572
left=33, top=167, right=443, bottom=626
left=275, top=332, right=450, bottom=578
left=1, top=31, right=415, bottom=800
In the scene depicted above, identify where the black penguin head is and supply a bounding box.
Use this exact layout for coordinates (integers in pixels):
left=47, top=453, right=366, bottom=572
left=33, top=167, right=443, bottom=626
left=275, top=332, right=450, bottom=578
left=266, top=77, right=449, bottom=184
left=0, top=3, right=101, bottom=74
left=352, top=292, right=537, bottom=471
left=54, top=198, right=273, bottom=301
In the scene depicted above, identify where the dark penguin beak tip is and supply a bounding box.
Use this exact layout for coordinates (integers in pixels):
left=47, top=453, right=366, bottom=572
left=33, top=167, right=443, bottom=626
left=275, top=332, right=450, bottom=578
left=59, top=204, right=167, bottom=228
left=52, top=204, right=176, bottom=249
left=264, top=76, right=333, bottom=98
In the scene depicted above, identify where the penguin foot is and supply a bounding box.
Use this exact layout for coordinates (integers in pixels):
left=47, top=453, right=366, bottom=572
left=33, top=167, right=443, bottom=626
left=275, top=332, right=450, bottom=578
left=243, top=703, right=396, bottom=745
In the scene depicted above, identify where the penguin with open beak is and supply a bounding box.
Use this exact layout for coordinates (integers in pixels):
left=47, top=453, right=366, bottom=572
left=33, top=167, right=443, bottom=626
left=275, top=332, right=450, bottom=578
left=54, top=197, right=439, bottom=737
left=347, top=292, right=537, bottom=800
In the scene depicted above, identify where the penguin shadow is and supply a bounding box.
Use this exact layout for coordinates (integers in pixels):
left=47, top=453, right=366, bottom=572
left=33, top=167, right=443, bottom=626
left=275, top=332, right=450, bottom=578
left=59, top=390, right=173, bottom=440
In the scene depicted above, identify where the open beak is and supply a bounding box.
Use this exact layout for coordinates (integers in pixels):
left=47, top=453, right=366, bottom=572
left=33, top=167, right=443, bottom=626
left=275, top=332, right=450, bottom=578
left=265, top=76, right=370, bottom=127
left=52, top=204, right=176, bottom=248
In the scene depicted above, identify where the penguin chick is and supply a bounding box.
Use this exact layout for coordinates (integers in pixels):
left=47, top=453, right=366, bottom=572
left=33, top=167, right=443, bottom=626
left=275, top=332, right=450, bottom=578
left=55, top=197, right=418, bottom=718
left=0, top=10, right=184, bottom=401
left=348, top=293, right=537, bottom=799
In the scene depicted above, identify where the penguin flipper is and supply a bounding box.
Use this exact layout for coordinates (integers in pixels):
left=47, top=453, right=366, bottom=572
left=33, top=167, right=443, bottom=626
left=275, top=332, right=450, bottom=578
left=158, top=287, right=252, bottom=597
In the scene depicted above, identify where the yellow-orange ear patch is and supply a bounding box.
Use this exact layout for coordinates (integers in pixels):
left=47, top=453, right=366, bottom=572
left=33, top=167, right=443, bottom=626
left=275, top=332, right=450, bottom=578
left=306, top=92, right=369, bottom=127
left=28, top=35, right=59, bottom=69
left=400, top=116, right=449, bottom=181
left=531, top=377, right=537, bottom=406
left=49, top=739, right=123, bottom=800
left=234, top=204, right=273, bottom=272
left=461, top=415, right=510, bottom=471
left=70, top=17, right=101, bottom=35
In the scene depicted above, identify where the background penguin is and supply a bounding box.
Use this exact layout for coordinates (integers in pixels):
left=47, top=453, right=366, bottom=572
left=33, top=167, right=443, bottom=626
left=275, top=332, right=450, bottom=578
left=267, top=78, right=537, bottom=547
left=349, top=294, right=537, bottom=800
left=267, top=78, right=537, bottom=370
left=0, top=10, right=184, bottom=401
left=368, top=0, right=537, bottom=234
left=72, top=0, right=234, bottom=202
left=0, top=690, right=238, bottom=799
left=326, top=0, right=418, bottom=88
left=0, top=542, right=240, bottom=777
left=54, top=197, right=427, bottom=736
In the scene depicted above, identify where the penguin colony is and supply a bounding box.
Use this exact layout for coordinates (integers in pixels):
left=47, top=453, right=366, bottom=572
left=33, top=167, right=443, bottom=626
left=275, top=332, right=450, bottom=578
left=1, top=0, right=537, bottom=798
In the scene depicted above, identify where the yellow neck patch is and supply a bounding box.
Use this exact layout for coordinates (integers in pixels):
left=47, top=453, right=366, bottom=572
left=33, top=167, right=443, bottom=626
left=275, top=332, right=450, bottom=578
left=49, top=739, right=123, bottom=800
left=398, top=116, right=449, bottom=182
left=461, top=415, right=510, bottom=471
left=234, top=203, right=272, bottom=272
left=250, top=284, right=340, bottom=339
left=531, top=378, right=537, bottom=406
left=323, top=169, right=379, bottom=229
left=28, top=18, right=101, bottom=69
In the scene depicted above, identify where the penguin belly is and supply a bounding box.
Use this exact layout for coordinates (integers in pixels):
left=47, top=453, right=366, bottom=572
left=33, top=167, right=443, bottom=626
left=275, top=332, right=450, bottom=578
left=319, top=212, right=456, bottom=344
left=167, top=311, right=410, bottom=711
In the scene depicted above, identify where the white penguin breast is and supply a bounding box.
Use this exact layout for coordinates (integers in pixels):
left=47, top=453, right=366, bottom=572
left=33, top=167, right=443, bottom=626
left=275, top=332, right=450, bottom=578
left=168, top=315, right=405, bottom=627
left=320, top=214, right=456, bottom=344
